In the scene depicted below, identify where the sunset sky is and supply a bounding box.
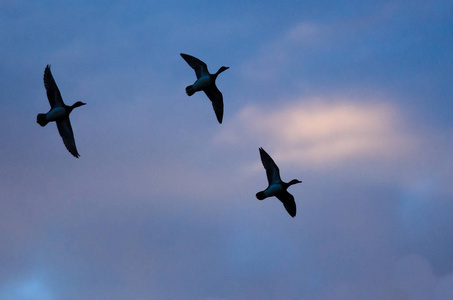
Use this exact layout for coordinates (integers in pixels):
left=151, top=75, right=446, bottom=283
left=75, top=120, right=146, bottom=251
left=1, top=1, right=453, bottom=299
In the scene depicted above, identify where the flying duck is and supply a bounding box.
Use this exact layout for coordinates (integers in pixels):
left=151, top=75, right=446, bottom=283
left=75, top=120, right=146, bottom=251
left=37, top=65, right=86, bottom=158
left=256, top=147, right=302, bottom=217
left=180, top=53, right=229, bottom=124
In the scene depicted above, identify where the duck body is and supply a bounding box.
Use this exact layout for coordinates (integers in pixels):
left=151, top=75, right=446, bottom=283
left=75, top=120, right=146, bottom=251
left=256, top=147, right=302, bottom=217
left=37, top=65, right=86, bottom=158
left=38, top=107, right=66, bottom=125
left=37, top=102, right=85, bottom=127
left=256, top=183, right=284, bottom=200
left=180, top=53, right=228, bottom=124
left=188, top=75, right=212, bottom=95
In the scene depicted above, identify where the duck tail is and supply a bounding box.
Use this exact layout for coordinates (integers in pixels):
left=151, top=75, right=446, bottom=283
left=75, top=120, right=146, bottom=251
left=36, top=114, right=48, bottom=127
left=185, top=85, right=195, bottom=96
left=256, top=191, right=266, bottom=200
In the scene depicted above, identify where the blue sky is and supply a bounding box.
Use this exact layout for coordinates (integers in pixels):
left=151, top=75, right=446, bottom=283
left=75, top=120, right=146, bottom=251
left=1, top=0, right=453, bottom=299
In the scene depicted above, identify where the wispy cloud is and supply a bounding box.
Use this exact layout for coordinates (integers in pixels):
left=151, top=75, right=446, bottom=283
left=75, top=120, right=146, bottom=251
left=216, top=96, right=417, bottom=169
left=285, top=22, right=322, bottom=44
left=394, top=254, right=453, bottom=300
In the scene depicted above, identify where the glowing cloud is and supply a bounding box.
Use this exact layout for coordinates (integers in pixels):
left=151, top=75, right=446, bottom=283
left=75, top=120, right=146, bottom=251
left=216, top=97, right=417, bottom=168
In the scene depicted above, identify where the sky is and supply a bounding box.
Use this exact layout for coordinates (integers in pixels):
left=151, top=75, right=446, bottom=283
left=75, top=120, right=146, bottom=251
left=1, top=0, right=453, bottom=299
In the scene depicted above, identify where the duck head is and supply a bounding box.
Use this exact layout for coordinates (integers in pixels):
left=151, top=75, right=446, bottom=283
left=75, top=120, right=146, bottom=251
left=214, top=66, right=229, bottom=77
left=68, top=101, right=86, bottom=113
left=288, top=179, right=302, bottom=186
left=72, top=101, right=87, bottom=108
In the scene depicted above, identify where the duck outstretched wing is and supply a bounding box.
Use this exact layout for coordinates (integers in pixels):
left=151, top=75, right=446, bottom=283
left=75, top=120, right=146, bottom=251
left=180, top=53, right=209, bottom=79
left=276, top=191, right=297, bottom=217
left=56, top=118, right=80, bottom=158
left=204, top=85, right=224, bottom=124
left=43, top=65, right=64, bottom=108
left=259, top=147, right=281, bottom=185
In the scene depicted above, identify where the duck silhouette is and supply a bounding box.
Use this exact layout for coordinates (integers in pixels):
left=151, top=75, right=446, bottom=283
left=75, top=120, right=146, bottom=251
left=256, top=147, right=302, bottom=217
left=37, top=65, right=86, bottom=158
left=180, top=53, right=228, bottom=124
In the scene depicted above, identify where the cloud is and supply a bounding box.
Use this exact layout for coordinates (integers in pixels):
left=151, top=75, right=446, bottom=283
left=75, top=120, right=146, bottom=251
left=394, top=254, right=453, bottom=300
left=238, top=15, right=375, bottom=83
left=286, top=22, right=321, bottom=43
left=216, top=96, right=417, bottom=169
left=0, top=274, right=54, bottom=300
left=238, top=21, right=323, bottom=82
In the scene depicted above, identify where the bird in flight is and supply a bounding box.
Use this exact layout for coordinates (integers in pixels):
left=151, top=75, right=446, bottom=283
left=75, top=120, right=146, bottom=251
left=37, top=65, right=86, bottom=158
left=256, top=147, right=302, bottom=217
left=180, top=53, right=228, bottom=124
